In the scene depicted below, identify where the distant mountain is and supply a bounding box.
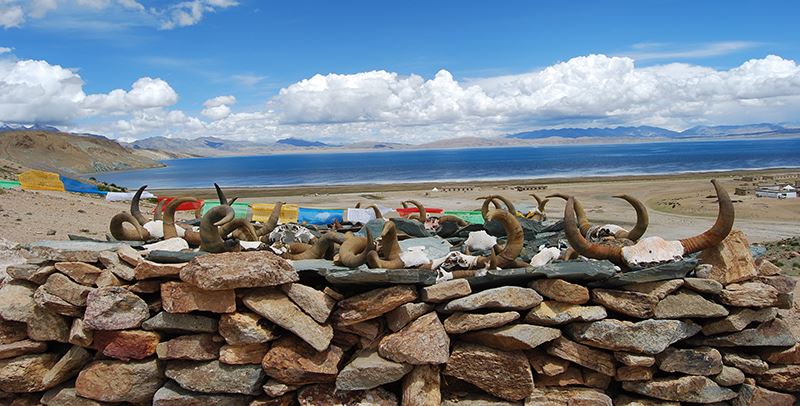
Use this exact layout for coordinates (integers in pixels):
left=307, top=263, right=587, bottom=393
left=506, top=126, right=679, bottom=140
left=276, top=137, right=335, bottom=147
left=0, top=122, right=61, bottom=133
left=680, top=123, right=790, bottom=136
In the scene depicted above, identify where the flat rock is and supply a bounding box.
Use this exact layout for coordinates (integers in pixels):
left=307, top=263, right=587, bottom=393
left=657, top=347, right=723, bottom=375
left=462, top=324, right=561, bottom=351
left=755, top=365, right=800, bottom=393
left=759, top=343, right=800, bottom=365
left=720, top=282, right=780, bottom=308
left=756, top=259, right=783, bottom=276
left=723, top=352, right=769, bottom=375
left=529, top=278, right=590, bottom=304
left=421, top=279, right=472, bottom=303
left=443, top=286, right=542, bottom=312
left=68, top=318, right=93, bottom=347
left=94, top=330, right=160, bottom=361
left=54, top=262, right=103, bottom=285
left=616, top=365, right=655, bottom=381
left=161, top=281, right=236, bottom=313
left=117, top=244, right=143, bottom=266
left=297, top=384, right=397, bottom=406
left=535, top=365, right=584, bottom=386
left=527, top=348, right=570, bottom=376
left=654, top=289, right=729, bottom=319
left=166, top=360, right=265, bottom=395
left=0, top=353, right=58, bottom=393
left=156, top=334, right=222, bottom=360
left=27, top=304, right=70, bottom=342
left=243, top=288, right=333, bottom=352
left=525, top=301, right=606, bottom=325
left=714, top=365, right=745, bottom=387
left=698, top=229, right=758, bottom=285
left=385, top=302, right=433, bottom=331
left=734, top=383, right=797, bottom=406
left=33, top=287, right=83, bottom=317
left=84, top=286, right=149, bottom=330
left=97, top=250, right=135, bottom=281
left=41, top=385, right=106, bottom=406
left=142, top=311, right=219, bottom=333
left=444, top=311, right=520, bottom=334
left=41, top=345, right=92, bottom=388
left=281, top=283, right=336, bottom=323
left=402, top=365, right=440, bottom=406
left=218, top=312, right=277, bottom=345
left=591, top=289, right=657, bottom=318
left=75, top=359, right=163, bottom=403
left=615, top=352, right=656, bottom=367
left=0, top=339, right=47, bottom=360
left=148, top=249, right=206, bottom=263
left=379, top=312, right=449, bottom=364
left=6, top=264, right=56, bottom=285
left=219, top=343, right=268, bottom=365
left=261, top=336, right=344, bottom=385
left=684, top=277, right=723, bottom=294
left=153, top=381, right=251, bottom=406
left=444, top=342, right=534, bottom=401
left=595, top=259, right=696, bottom=287
left=622, top=279, right=684, bottom=300
left=27, top=240, right=127, bottom=262
left=527, top=387, right=612, bottom=406
left=133, top=259, right=186, bottom=280
left=756, top=274, right=797, bottom=309
left=546, top=336, right=616, bottom=377
left=320, top=266, right=438, bottom=285
left=336, top=349, right=413, bottom=390
left=692, top=318, right=796, bottom=347
left=623, top=376, right=737, bottom=403
left=180, top=251, right=298, bottom=290
left=567, top=319, right=701, bottom=355
left=333, top=285, right=417, bottom=326
left=613, top=394, right=680, bottom=406
left=0, top=280, right=37, bottom=322
left=702, top=307, right=778, bottom=336
left=263, top=379, right=299, bottom=397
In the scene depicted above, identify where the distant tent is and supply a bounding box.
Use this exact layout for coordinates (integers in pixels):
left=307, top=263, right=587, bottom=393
left=0, top=180, right=20, bottom=189
left=18, top=170, right=65, bottom=192
left=251, top=203, right=299, bottom=224
left=60, top=176, right=106, bottom=195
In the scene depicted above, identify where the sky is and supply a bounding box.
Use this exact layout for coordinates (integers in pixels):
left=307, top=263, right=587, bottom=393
left=1, top=0, right=800, bottom=144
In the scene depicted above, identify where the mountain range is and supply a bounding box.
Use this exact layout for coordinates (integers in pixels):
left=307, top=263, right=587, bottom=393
left=505, top=123, right=798, bottom=140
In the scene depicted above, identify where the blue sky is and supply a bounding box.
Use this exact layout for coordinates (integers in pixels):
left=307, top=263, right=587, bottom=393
left=1, top=1, right=800, bottom=143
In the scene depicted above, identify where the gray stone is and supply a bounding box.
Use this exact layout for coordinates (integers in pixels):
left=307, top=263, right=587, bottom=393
left=321, top=266, right=437, bottom=285
left=336, top=349, right=413, bottom=390
left=591, top=289, right=657, bottom=319
left=525, top=301, right=606, bottom=325
left=714, top=365, right=746, bottom=387
left=243, top=288, right=333, bottom=352
left=27, top=240, right=128, bottom=262
left=622, top=376, right=737, bottom=403
left=27, top=304, right=70, bottom=342
left=84, top=286, right=149, bottom=330
left=34, top=286, right=83, bottom=317
left=462, top=324, right=561, bottom=351
left=153, top=381, right=251, bottom=406
left=391, top=218, right=432, bottom=237
left=734, top=383, right=797, bottom=406
left=180, top=251, right=298, bottom=290
left=0, top=280, right=36, bottom=322
left=654, top=289, right=729, bottom=319
left=692, top=318, right=797, bottom=347
left=566, top=319, right=702, bottom=355
left=684, top=277, right=724, bottom=294
left=147, top=250, right=206, bottom=263
left=702, top=307, right=778, bottom=336
left=755, top=365, right=800, bottom=393
left=165, top=360, right=265, bottom=395
left=399, top=236, right=452, bottom=259
left=657, top=347, right=723, bottom=375
left=443, top=311, right=520, bottom=334
left=443, top=286, right=542, bottom=312
left=6, top=264, right=56, bottom=285
left=142, top=311, right=219, bottom=333
left=596, top=259, right=696, bottom=286
left=723, top=352, right=769, bottom=375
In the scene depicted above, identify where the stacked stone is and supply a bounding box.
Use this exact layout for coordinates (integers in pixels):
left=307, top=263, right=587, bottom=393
left=0, top=230, right=797, bottom=405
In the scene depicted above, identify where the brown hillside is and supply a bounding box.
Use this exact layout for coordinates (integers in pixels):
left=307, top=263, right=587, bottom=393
left=0, top=131, right=164, bottom=175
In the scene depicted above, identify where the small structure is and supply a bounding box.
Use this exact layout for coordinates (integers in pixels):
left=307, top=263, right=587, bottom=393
left=514, top=185, right=548, bottom=191
left=755, top=184, right=797, bottom=199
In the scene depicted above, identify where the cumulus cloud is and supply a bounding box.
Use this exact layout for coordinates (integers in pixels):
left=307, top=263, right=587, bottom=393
left=201, top=95, right=236, bottom=120
left=82, top=77, right=178, bottom=113
left=159, top=0, right=239, bottom=30
left=0, top=4, right=24, bottom=28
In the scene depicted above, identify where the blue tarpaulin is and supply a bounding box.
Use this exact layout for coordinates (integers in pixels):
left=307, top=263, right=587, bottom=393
left=60, top=176, right=106, bottom=195
left=297, top=208, right=344, bottom=225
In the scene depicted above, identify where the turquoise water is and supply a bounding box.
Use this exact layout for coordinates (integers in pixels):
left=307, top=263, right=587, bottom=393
left=91, top=138, right=800, bottom=189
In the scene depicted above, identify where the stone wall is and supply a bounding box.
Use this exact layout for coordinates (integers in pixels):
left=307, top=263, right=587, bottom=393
left=0, top=232, right=797, bottom=405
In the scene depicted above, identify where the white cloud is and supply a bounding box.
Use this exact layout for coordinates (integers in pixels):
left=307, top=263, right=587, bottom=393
left=28, top=0, right=58, bottom=18
left=0, top=4, right=24, bottom=28
left=621, top=41, right=761, bottom=61
left=158, top=0, right=239, bottom=30
left=0, top=46, right=11, bottom=54
left=201, top=95, right=236, bottom=120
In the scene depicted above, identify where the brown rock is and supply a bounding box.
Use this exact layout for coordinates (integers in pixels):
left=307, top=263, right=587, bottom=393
left=616, top=365, right=654, bottom=381
left=615, top=352, right=656, bottom=367
left=97, top=250, right=135, bottom=281
left=715, top=365, right=746, bottom=387
left=702, top=307, right=778, bottom=336
left=525, top=301, right=606, bottom=325
left=694, top=318, right=797, bottom=347
left=421, top=279, right=472, bottom=303
left=219, top=343, right=268, bottom=365
left=623, top=279, right=684, bottom=300
left=536, top=365, right=584, bottom=387
left=755, top=365, right=800, bottom=393
left=546, top=336, right=616, bottom=377
left=261, top=336, right=344, bottom=385
left=720, top=282, right=780, bottom=308
left=133, top=259, right=186, bottom=279
left=93, top=330, right=160, bottom=361
left=6, top=264, right=56, bottom=285
left=756, top=274, right=797, bottom=309
left=262, top=379, right=299, bottom=397
left=698, top=229, right=758, bottom=285
left=161, top=281, right=235, bottom=313
left=591, top=289, right=657, bottom=318
left=34, top=286, right=83, bottom=317
left=527, top=348, right=571, bottom=376
left=218, top=312, right=276, bottom=345
left=379, top=312, right=449, bottom=364
left=530, top=278, right=590, bottom=304
left=442, top=286, right=542, bottom=312
left=723, top=352, right=769, bottom=375
left=281, top=283, right=336, bottom=323
left=41, top=385, right=106, bottom=406
left=759, top=343, right=800, bottom=365
left=117, top=245, right=143, bottom=266
left=297, top=384, right=397, bottom=406
left=0, top=280, right=36, bottom=322
left=336, top=349, right=413, bottom=390
left=683, top=277, right=724, bottom=294
left=0, top=320, right=27, bottom=345
left=583, top=369, right=613, bottom=390
left=443, top=311, right=520, bottom=334
left=654, top=289, right=729, bottom=318
left=41, top=346, right=92, bottom=388
left=333, top=285, right=417, bottom=326
left=567, top=318, right=701, bottom=355
left=0, top=353, right=57, bottom=393
left=75, top=359, right=163, bottom=403
left=623, top=376, right=737, bottom=403
left=734, top=383, right=796, bottom=406
left=441, top=391, right=520, bottom=405
left=165, top=360, right=265, bottom=395
left=402, top=365, right=440, bottom=406
left=657, top=347, right=723, bottom=375
left=84, top=286, right=150, bottom=330
left=528, top=387, right=612, bottom=406
left=42, top=273, right=92, bottom=306
left=613, top=394, right=679, bottom=406
left=152, top=381, right=251, bottom=406
left=54, top=262, right=103, bottom=285
left=94, top=270, right=123, bottom=287
left=156, top=334, right=223, bottom=360
left=462, top=324, right=561, bottom=351
left=243, top=288, right=333, bottom=352
left=180, top=251, right=298, bottom=290
left=68, top=318, right=93, bottom=347
left=250, top=394, right=296, bottom=406
left=756, top=259, right=782, bottom=276
left=0, top=340, right=46, bottom=360
left=386, top=302, right=434, bottom=332
left=323, top=286, right=344, bottom=300
left=444, top=342, right=534, bottom=401
left=27, top=305, right=70, bottom=342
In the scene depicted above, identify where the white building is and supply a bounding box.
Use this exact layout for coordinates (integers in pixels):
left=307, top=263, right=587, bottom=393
left=755, top=184, right=797, bottom=199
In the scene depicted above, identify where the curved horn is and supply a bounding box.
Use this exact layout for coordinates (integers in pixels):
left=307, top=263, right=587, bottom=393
left=200, top=205, right=235, bottom=253
left=153, top=198, right=166, bottom=222
left=163, top=197, right=197, bottom=239
left=366, top=220, right=403, bottom=268
left=400, top=201, right=409, bottom=209
left=477, top=196, right=497, bottom=220
left=130, top=185, right=148, bottom=225
left=531, top=193, right=550, bottom=213
left=564, top=197, right=624, bottom=266
left=355, top=201, right=362, bottom=209
left=438, top=215, right=467, bottom=227
left=220, top=219, right=259, bottom=241
left=484, top=209, right=527, bottom=268
left=110, top=212, right=150, bottom=241
left=679, top=179, right=734, bottom=255
left=613, top=194, right=649, bottom=241
left=493, top=195, right=517, bottom=216
left=546, top=193, right=570, bottom=200
left=402, top=200, right=426, bottom=223
left=366, top=204, right=383, bottom=219
left=183, top=228, right=201, bottom=247
left=214, top=183, right=228, bottom=206
left=258, top=202, right=283, bottom=237
left=228, top=197, right=239, bottom=205
left=285, top=233, right=340, bottom=260
left=337, top=228, right=375, bottom=268
left=194, top=202, right=204, bottom=219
